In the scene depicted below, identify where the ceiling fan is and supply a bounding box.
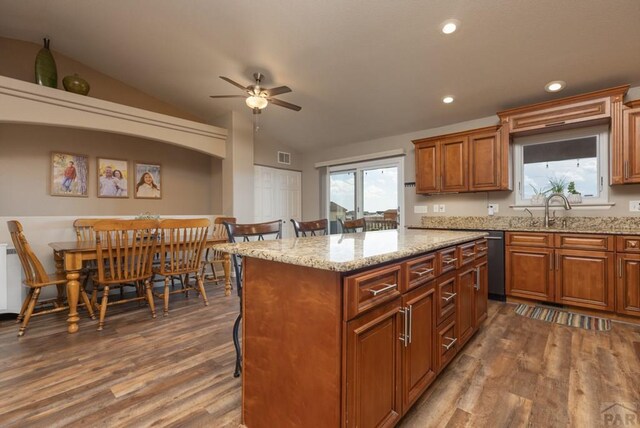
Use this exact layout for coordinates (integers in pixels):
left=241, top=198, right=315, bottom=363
left=210, top=73, right=302, bottom=114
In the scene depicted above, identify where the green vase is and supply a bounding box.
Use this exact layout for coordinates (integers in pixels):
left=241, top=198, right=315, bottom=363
left=63, top=73, right=90, bottom=95
left=35, top=38, right=57, bottom=88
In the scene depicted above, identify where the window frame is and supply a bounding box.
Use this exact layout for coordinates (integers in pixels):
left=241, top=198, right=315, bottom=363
left=513, top=125, right=610, bottom=206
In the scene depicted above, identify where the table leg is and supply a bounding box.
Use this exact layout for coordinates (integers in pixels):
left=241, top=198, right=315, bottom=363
left=64, top=253, right=83, bottom=334
left=54, top=251, right=65, bottom=308
left=223, top=253, right=232, bottom=296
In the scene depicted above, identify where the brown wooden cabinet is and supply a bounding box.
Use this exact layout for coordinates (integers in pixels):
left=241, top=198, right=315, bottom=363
left=616, top=254, right=640, bottom=316
left=456, top=265, right=476, bottom=347
left=555, top=249, right=615, bottom=312
left=474, top=257, right=489, bottom=328
left=346, top=298, right=403, bottom=428
left=413, top=126, right=504, bottom=194
left=506, top=246, right=555, bottom=301
left=622, top=106, right=640, bottom=183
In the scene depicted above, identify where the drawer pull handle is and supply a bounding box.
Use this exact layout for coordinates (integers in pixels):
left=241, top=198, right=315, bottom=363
left=442, top=337, right=457, bottom=350
left=476, top=247, right=488, bottom=252
left=442, top=292, right=457, bottom=302
left=463, top=252, right=475, bottom=257
left=443, top=258, right=458, bottom=264
left=414, top=268, right=434, bottom=276
left=369, top=283, right=397, bottom=296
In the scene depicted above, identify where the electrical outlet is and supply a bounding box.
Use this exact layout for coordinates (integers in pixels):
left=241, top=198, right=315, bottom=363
left=630, top=200, right=640, bottom=212
left=432, top=204, right=440, bottom=213
left=414, top=205, right=428, bottom=214
left=488, top=204, right=499, bottom=215
left=439, top=204, right=446, bottom=213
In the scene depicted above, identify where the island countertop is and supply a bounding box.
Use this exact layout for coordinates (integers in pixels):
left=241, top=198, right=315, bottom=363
left=214, top=229, right=487, bottom=272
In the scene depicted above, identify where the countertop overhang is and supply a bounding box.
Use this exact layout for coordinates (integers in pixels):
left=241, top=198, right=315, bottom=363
left=214, top=229, right=487, bottom=272
left=408, top=224, right=640, bottom=235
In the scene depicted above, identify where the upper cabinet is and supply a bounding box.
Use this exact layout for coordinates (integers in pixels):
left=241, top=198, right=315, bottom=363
left=622, top=100, right=640, bottom=183
left=413, top=126, right=502, bottom=194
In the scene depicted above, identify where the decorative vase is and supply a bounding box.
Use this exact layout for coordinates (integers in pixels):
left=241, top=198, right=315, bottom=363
left=35, top=38, right=57, bottom=88
left=63, top=73, right=90, bottom=95
left=568, top=193, right=582, bottom=204
left=531, top=194, right=545, bottom=205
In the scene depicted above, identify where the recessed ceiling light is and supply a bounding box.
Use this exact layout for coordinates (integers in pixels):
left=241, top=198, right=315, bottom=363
left=442, top=96, right=454, bottom=104
left=545, top=80, right=566, bottom=92
left=441, top=19, right=460, bottom=34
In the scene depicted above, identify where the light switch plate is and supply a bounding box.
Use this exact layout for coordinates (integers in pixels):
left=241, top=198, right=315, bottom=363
left=414, top=205, right=428, bottom=214
left=439, top=204, right=446, bottom=213
left=432, top=204, right=440, bottom=213
left=630, top=201, right=640, bottom=212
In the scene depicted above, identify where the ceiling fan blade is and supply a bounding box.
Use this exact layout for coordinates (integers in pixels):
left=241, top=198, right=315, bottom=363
left=269, top=97, right=302, bottom=111
left=209, top=95, right=247, bottom=99
left=219, top=76, right=250, bottom=93
left=263, top=86, right=292, bottom=97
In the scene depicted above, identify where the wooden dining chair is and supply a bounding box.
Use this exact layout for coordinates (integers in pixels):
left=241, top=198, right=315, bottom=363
left=339, top=218, right=366, bottom=233
left=93, top=219, right=159, bottom=331
left=224, top=220, right=282, bottom=378
left=201, top=216, right=236, bottom=282
left=7, top=220, right=94, bottom=336
left=155, top=218, right=211, bottom=316
left=291, top=218, right=328, bottom=237
left=73, top=218, right=105, bottom=305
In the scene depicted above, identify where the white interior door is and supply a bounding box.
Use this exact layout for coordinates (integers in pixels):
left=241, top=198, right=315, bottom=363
left=254, top=165, right=302, bottom=239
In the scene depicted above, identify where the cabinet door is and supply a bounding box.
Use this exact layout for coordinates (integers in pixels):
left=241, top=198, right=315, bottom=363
left=469, top=130, right=501, bottom=191
left=401, top=283, right=436, bottom=411
left=474, top=257, right=489, bottom=328
left=555, top=249, right=615, bottom=312
left=346, top=298, right=402, bottom=428
left=440, top=136, right=468, bottom=192
left=415, top=141, right=440, bottom=193
left=616, top=254, right=640, bottom=316
left=505, top=246, right=555, bottom=301
left=456, top=265, right=475, bottom=347
left=623, top=107, right=640, bottom=183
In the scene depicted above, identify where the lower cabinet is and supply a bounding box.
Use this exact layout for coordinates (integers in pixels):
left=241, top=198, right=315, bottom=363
left=555, top=249, right=615, bottom=311
left=456, top=265, right=476, bottom=347
left=616, top=254, right=640, bottom=316
left=346, top=298, right=403, bottom=428
left=506, top=246, right=555, bottom=301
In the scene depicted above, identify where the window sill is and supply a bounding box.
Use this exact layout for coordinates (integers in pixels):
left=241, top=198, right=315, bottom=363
left=510, top=203, right=615, bottom=210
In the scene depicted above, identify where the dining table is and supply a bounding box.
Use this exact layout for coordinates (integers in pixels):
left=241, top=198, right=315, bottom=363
left=48, top=236, right=232, bottom=334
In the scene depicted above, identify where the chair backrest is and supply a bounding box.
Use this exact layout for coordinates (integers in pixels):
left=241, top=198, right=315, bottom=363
left=291, top=218, right=328, bottom=237
left=7, top=221, right=49, bottom=285
left=213, top=216, right=236, bottom=240
left=158, top=218, right=210, bottom=275
left=94, top=219, right=159, bottom=282
left=340, top=218, right=366, bottom=233
left=223, top=220, right=282, bottom=295
left=73, top=218, right=102, bottom=242
left=366, top=219, right=399, bottom=231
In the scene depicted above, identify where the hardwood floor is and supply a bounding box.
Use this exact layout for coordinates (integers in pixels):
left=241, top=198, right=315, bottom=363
left=0, top=283, right=638, bottom=427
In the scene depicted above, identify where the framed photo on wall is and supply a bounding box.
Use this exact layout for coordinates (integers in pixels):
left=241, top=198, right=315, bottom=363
left=134, top=162, right=162, bottom=199
left=50, top=152, right=89, bottom=197
left=97, top=157, right=129, bottom=198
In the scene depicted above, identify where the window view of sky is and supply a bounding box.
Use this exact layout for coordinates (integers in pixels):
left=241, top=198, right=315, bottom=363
left=330, top=167, right=398, bottom=215
left=523, top=158, right=598, bottom=199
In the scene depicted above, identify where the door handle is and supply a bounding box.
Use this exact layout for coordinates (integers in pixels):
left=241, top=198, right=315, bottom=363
left=484, top=236, right=503, bottom=240
left=399, top=307, right=409, bottom=347
left=625, top=160, right=630, bottom=180
left=556, top=253, right=560, bottom=271
left=407, top=304, right=413, bottom=344
left=618, top=258, right=623, bottom=278
left=474, top=267, right=480, bottom=290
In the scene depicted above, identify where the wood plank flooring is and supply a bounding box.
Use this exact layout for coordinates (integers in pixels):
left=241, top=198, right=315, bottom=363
left=0, top=283, right=638, bottom=428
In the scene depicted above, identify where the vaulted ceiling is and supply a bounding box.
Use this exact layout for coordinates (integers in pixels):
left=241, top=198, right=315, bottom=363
left=1, top=0, right=639, bottom=152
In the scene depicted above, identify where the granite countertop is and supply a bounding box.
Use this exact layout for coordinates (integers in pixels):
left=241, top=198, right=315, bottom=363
left=213, top=229, right=487, bottom=272
left=410, top=216, right=640, bottom=235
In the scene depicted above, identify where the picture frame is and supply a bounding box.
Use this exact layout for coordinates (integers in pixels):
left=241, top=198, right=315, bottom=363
left=134, top=162, right=162, bottom=199
left=50, top=152, right=89, bottom=197
left=97, top=157, right=129, bottom=198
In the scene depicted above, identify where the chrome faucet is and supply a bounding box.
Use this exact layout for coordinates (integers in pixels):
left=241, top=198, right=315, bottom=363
left=544, top=193, right=572, bottom=227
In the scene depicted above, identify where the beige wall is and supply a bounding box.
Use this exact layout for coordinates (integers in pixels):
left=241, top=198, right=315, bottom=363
left=0, top=37, right=204, bottom=123
left=0, top=124, right=218, bottom=216
left=254, top=134, right=303, bottom=172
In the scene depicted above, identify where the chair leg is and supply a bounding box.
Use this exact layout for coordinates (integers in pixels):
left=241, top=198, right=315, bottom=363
left=16, top=288, right=34, bottom=324
left=233, top=313, right=242, bottom=378
left=90, top=284, right=99, bottom=310
left=196, top=274, right=209, bottom=306
left=80, top=286, right=96, bottom=320
left=18, top=288, right=41, bottom=337
left=98, top=285, right=109, bottom=331
left=163, top=277, right=170, bottom=316
left=55, top=284, right=65, bottom=308
left=145, top=279, right=156, bottom=318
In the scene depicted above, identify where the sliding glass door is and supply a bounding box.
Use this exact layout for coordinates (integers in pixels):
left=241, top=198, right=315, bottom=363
left=328, top=157, right=403, bottom=234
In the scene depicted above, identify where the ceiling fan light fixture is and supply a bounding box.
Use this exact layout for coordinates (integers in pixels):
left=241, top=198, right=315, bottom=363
left=246, top=95, right=268, bottom=110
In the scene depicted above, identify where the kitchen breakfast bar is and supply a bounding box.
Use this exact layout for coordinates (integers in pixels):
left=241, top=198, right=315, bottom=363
left=216, top=229, right=489, bottom=428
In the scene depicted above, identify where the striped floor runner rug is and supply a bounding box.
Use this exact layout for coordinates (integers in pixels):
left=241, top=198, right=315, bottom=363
left=514, top=303, right=611, bottom=331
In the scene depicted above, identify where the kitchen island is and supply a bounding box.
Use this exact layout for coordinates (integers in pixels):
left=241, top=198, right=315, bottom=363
left=217, top=229, right=488, bottom=428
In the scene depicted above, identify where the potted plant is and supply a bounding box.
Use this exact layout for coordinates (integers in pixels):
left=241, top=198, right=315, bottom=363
left=547, top=177, right=567, bottom=195
left=529, top=184, right=548, bottom=205
left=567, top=181, right=582, bottom=204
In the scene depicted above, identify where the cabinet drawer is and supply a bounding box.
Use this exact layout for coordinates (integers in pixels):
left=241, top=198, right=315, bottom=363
left=508, top=97, right=610, bottom=133
left=506, top=232, right=553, bottom=248
left=457, top=242, right=476, bottom=266
left=555, top=234, right=613, bottom=251
left=436, top=315, right=458, bottom=372
left=436, top=272, right=457, bottom=325
left=616, top=236, right=640, bottom=253
left=438, top=247, right=458, bottom=274
left=404, top=253, right=437, bottom=291
left=475, top=239, right=488, bottom=258
left=345, top=264, right=402, bottom=320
